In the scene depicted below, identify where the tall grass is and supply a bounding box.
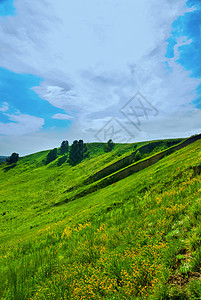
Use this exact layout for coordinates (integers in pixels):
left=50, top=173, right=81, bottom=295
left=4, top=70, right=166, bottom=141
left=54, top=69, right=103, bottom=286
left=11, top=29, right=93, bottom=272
left=0, top=139, right=201, bottom=299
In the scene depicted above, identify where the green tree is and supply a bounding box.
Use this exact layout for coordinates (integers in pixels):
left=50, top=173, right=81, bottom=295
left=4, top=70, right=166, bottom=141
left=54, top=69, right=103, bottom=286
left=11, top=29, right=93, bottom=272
left=104, top=139, right=115, bottom=153
left=60, top=140, right=69, bottom=155
left=46, top=148, right=57, bottom=165
left=134, top=150, right=141, bottom=162
left=6, top=153, right=19, bottom=164
left=69, top=140, right=88, bottom=165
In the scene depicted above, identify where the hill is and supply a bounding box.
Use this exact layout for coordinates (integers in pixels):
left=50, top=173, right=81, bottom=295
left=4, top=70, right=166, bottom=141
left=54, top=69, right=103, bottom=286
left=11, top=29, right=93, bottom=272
left=0, top=136, right=201, bottom=299
left=0, top=156, right=8, bottom=163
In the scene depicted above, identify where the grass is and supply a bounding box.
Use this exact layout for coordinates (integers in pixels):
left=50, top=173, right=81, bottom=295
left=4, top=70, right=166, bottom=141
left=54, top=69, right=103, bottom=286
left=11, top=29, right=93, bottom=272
left=0, top=138, right=201, bottom=299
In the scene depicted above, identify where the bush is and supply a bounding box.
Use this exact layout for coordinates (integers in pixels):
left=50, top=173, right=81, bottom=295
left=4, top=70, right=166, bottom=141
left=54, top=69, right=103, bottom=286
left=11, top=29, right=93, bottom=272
left=134, top=151, right=141, bottom=162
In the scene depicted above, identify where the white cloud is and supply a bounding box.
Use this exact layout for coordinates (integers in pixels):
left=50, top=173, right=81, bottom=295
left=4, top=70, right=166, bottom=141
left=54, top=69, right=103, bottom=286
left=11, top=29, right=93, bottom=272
left=0, top=102, right=9, bottom=112
left=0, top=112, right=44, bottom=136
left=52, top=113, right=74, bottom=120
left=171, top=36, right=193, bottom=62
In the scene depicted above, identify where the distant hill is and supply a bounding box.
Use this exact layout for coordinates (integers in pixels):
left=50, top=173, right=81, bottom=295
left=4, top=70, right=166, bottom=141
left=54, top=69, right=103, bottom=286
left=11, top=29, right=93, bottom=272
left=0, top=156, right=8, bottom=162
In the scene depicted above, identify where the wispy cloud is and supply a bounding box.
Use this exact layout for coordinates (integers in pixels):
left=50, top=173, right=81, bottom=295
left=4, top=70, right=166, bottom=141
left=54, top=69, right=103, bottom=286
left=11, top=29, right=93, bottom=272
left=0, top=112, right=44, bottom=136
left=0, top=102, right=9, bottom=112
left=52, top=113, right=74, bottom=120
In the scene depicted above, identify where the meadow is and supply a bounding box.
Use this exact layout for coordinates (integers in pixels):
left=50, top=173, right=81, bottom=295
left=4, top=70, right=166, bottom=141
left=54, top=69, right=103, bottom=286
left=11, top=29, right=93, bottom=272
left=0, top=138, right=201, bottom=299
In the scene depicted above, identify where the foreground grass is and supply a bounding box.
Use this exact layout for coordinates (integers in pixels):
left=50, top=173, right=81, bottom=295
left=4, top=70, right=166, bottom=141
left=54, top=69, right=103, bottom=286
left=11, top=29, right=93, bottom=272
left=0, top=139, right=201, bottom=299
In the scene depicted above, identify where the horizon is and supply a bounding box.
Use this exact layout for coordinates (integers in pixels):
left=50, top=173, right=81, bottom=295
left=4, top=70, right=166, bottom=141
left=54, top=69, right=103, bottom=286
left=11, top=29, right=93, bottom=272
left=2, top=133, right=195, bottom=158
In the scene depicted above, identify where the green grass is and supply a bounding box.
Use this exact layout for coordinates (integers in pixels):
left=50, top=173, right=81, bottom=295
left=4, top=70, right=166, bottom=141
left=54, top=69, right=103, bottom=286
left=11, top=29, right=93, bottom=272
left=0, top=138, right=201, bottom=299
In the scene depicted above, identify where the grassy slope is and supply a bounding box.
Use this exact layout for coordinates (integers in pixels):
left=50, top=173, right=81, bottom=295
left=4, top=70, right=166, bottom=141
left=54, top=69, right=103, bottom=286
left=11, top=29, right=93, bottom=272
left=0, top=139, right=201, bottom=299
left=0, top=139, right=179, bottom=242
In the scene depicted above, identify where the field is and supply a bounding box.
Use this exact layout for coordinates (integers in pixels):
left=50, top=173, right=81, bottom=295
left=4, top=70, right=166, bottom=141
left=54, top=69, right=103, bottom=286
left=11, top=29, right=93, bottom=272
left=0, top=137, right=201, bottom=299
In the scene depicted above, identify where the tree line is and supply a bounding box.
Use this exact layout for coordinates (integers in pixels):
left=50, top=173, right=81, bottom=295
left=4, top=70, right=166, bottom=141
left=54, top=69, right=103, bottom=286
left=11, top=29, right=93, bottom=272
left=7, top=139, right=143, bottom=167
left=46, top=139, right=116, bottom=166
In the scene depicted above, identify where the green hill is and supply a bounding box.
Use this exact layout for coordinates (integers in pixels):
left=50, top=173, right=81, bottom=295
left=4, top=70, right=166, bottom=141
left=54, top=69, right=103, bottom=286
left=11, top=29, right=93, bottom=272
left=0, top=137, right=201, bottom=299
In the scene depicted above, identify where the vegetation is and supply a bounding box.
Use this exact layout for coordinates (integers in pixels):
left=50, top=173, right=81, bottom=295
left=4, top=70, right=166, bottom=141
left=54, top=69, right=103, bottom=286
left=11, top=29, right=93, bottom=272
left=0, top=137, right=200, bottom=299
left=60, top=140, right=69, bottom=155
left=57, top=155, right=67, bottom=167
left=6, top=152, right=19, bottom=164
left=46, top=148, right=57, bottom=165
left=104, top=139, right=115, bottom=152
left=69, top=140, right=88, bottom=165
left=134, top=150, right=141, bottom=162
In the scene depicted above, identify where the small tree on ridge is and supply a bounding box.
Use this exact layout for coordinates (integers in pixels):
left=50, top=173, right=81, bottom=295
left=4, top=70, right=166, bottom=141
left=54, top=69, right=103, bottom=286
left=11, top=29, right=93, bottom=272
left=104, top=139, right=115, bottom=153
left=6, top=153, right=19, bottom=164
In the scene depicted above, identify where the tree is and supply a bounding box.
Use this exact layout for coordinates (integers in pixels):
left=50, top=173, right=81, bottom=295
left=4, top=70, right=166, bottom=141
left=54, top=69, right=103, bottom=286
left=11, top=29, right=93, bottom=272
left=6, top=153, right=19, bottom=164
left=104, top=139, right=115, bottom=153
left=46, top=148, right=57, bottom=164
left=134, top=150, right=141, bottom=162
left=69, top=140, right=88, bottom=165
left=69, top=140, right=78, bottom=165
left=60, top=140, right=69, bottom=155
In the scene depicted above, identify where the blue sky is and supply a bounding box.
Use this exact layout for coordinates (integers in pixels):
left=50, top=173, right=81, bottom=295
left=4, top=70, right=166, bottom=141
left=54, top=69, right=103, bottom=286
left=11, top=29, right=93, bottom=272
left=0, top=0, right=201, bottom=155
left=0, top=68, right=72, bottom=129
left=0, top=0, right=15, bottom=16
left=166, top=0, right=201, bottom=107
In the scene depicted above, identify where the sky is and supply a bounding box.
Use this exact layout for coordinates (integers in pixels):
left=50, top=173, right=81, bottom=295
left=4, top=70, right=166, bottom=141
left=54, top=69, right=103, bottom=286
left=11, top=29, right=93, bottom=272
left=0, top=0, right=201, bottom=156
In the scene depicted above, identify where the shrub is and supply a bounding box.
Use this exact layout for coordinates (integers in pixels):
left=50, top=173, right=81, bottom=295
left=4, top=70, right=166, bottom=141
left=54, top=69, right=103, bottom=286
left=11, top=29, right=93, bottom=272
left=134, top=151, right=141, bottom=162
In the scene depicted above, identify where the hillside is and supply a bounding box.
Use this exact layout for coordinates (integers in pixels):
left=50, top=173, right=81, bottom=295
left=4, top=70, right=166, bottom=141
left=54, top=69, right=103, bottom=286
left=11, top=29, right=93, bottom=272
left=0, top=137, right=201, bottom=299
